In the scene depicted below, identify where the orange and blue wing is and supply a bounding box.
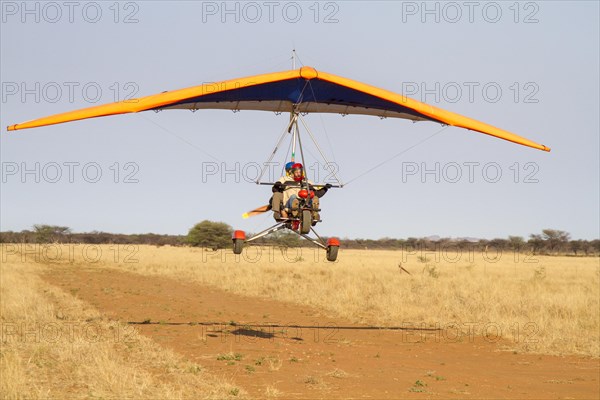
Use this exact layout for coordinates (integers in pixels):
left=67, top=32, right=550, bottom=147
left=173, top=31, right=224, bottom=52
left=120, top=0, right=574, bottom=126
left=6, top=66, right=549, bottom=152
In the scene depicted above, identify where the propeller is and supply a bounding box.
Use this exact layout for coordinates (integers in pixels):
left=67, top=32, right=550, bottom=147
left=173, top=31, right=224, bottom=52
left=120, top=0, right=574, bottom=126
left=242, top=204, right=270, bottom=219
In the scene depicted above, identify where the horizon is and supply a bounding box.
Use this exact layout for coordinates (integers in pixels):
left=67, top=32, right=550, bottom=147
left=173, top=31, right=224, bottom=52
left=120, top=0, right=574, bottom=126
left=2, top=223, right=596, bottom=243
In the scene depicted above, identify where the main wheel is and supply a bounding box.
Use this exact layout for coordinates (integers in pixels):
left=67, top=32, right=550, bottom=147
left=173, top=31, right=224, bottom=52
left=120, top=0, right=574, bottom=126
left=301, top=210, right=312, bottom=234
left=326, top=245, right=338, bottom=262
left=233, top=239, right=243, bottom=254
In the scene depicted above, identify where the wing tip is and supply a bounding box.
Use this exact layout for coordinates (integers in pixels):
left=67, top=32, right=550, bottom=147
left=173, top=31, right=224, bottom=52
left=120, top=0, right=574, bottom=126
left=7, top=124, right=17, bottom=132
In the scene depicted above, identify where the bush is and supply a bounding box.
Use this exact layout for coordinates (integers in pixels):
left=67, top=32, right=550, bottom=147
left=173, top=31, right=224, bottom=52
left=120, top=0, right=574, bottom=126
left=186, top=220, right=233, bottom=250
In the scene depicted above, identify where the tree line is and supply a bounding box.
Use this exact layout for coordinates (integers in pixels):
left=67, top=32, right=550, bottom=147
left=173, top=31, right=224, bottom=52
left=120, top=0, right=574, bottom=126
left=0, top=225, right=183, bottom=247
left=1, top=223, right=598, bottom=256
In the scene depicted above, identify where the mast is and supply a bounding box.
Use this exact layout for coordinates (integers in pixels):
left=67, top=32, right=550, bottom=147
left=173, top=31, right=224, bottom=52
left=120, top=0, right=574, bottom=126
left=290, top=49, right=298, bottom=162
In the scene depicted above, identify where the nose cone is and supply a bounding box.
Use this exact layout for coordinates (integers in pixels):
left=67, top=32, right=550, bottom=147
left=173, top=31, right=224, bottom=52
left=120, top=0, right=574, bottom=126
left=299, top=66, right=318, bottom=80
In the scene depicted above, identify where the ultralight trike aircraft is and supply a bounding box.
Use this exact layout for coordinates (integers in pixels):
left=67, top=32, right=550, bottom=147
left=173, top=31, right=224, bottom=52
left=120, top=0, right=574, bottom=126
left=7, top=61, right=550, bottom=262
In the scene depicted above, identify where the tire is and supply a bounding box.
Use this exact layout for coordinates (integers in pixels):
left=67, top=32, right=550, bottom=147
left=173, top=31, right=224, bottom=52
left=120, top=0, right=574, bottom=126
left=301, top=210, right=312, bottom=234
left=326, top=245, right=338, bottom=262
left=233, top=239, right=243, bottom=254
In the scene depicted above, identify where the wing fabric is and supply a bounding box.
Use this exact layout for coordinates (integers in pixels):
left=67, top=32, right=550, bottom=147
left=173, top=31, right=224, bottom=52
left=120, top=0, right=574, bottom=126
left=7, top=66, right=550, bottom=152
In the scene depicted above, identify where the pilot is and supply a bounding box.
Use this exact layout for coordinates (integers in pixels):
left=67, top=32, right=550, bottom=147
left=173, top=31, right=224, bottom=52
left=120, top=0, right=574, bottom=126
left=271, top=163, right=331, bottom=222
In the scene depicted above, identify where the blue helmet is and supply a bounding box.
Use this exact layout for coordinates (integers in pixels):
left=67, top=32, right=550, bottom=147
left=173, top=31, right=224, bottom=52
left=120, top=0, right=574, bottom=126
left=285, top=161, right=295, bottom=172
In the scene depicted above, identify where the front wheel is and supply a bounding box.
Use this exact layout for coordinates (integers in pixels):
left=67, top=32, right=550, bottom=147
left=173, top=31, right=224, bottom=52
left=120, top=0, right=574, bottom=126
left=300, top=210, right=312, bottom=234
left=233, top=239, right=243, bottom=254
left=326, top=245, right=338, bottom=262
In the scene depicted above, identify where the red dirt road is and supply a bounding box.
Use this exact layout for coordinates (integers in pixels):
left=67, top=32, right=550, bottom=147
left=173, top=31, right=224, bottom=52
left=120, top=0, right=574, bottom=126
left=43, top=267, right=599, bottom=399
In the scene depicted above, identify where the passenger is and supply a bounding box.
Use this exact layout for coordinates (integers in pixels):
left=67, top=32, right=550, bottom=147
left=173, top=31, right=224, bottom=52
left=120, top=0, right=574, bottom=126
left=271, top=163, right=331, bottom=222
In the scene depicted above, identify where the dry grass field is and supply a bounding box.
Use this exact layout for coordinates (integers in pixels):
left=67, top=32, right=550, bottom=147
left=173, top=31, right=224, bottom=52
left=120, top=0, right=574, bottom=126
left=1, top=243, right=598, bottom=398
left=4, top=244, right=598, bottom=356
left=117, top=245, right=600, bottom=357
left=0, top=246, right=246, bottom=399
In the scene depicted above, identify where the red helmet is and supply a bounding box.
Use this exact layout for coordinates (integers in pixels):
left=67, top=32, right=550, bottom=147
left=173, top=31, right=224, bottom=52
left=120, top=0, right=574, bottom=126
left=291, top=163, right=303, bottom=181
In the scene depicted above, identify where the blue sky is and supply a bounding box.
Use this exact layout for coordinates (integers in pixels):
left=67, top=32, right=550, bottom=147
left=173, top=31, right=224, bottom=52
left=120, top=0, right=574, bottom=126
left=1, top=1, right=598, bottom=240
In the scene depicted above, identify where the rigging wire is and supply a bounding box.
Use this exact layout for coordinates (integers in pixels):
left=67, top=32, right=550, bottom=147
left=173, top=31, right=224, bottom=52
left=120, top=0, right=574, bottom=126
left=139, top=114, right=222, bottom=162
left=306, top=79, right=338, bottom=165
left=344, top=125, right=448, bottom=186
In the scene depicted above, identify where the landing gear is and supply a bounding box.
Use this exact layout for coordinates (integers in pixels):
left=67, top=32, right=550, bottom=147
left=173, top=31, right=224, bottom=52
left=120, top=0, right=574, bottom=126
left=301, top=210, right=312, bottom=234
left=233, top=239, right=243, bottom=254
left=236, top=222, right=340, bottom=262
left=232, top=230, right=245, bottom=254
left=326, top=238, right=340, bottom=262
left=326, top=246, right=338, bottom=262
